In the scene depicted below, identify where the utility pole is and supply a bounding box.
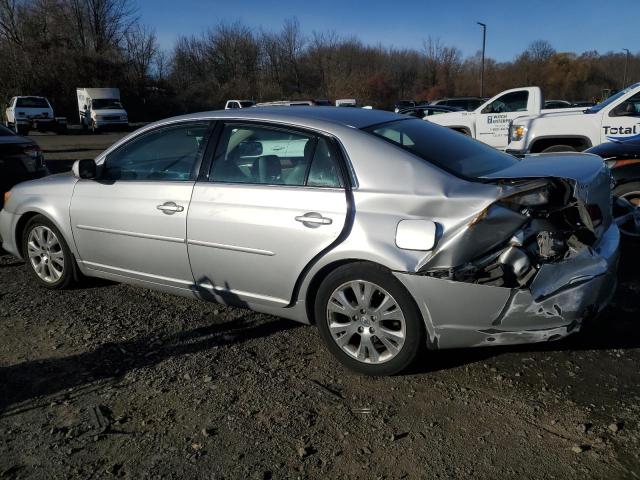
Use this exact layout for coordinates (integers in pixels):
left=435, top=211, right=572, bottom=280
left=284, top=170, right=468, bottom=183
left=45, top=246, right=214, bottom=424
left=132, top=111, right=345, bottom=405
left=623, top=48, right=630, bottom=88
left=477, top=22, right=486, bottom=98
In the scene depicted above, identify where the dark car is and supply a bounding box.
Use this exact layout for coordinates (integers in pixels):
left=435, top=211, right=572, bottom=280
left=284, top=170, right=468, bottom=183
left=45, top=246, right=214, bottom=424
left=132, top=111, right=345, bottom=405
left=0, top=124, right=47, bottom=209
left=394, top=100, right=416, bottom=112
left=544, top=100, right=573, bottom=109
left=398, top=104, right=463, bottom=118
left=586, top=136, right=640, bottom=240
left=430, top=97, right=485, bottom=111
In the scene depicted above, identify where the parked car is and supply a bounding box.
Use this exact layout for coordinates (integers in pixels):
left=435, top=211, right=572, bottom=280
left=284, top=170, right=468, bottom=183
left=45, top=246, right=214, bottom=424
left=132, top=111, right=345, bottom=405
left=394, top=100, right=415, bottom=113
left=586, top=136, right=640, bottom=240
left=398, top=105, right=463, bottom=118
left=225, top=100, right=256, bottom=109
left=544, top=100, right=573, bottom=109
left=0, top=125, right=47, bottom=209
left=335, top=99, right=358, bottom=107
left=255, top=100, right=315, bottom=107
left=4, top=96, right=66, bottom=135
left=0, top=108, right=619, bottom=375
left=430, top=97, right=485, bottom=111
left=572, top=101, right=596, bottom=108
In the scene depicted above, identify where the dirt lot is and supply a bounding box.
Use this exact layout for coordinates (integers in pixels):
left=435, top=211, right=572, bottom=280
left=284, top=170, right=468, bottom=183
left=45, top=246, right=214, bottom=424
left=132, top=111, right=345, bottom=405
left=1, top=134, right=640, bottom=478
left=0, top=253, right=639, bottom=479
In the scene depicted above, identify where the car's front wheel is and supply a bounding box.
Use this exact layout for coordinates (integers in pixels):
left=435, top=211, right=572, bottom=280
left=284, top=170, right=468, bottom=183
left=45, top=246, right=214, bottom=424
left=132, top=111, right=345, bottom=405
left=315, top=262, right=424, bottom=376
left=22, top=215, right=76, bottom=289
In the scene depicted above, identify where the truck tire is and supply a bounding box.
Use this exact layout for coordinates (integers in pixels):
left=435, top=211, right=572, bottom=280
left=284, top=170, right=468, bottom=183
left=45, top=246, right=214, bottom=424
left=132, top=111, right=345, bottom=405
left=542, top=145, right=576, bottom=153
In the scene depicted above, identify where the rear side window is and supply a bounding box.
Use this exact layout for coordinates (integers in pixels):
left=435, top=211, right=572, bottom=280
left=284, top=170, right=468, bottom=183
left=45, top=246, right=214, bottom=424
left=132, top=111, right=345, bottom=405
left=103, top=122, right=209, bottom=181
left=210, top=124, right=342, bottom=187
left=364, top=118, right=518, bottom=179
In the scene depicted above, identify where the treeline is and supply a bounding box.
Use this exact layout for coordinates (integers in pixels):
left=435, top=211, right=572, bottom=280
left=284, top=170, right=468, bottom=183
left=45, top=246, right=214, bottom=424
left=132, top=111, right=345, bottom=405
left=1, top=0, right=639, bottom=122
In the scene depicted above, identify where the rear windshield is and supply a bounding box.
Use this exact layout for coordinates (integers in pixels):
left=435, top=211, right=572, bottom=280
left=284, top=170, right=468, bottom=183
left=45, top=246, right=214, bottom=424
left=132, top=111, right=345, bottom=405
left=16, top=97, right=49, bottom=108
left=363, top=118, right=518, bottom=179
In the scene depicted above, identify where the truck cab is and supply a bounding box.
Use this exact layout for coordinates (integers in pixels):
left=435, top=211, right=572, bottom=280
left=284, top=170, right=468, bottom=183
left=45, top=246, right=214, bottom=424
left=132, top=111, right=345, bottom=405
left=507, top=82, right=640, bottom=154
left=427, top=87, right=585, bottom=150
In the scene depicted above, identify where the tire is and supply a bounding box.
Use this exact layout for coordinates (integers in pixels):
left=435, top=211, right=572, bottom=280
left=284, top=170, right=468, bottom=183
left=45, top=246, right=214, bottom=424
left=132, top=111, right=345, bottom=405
left=542, top=144, right=576, bottom=153
left=613, top=181, right=640, bottom=243
left=315, top=262, right=424, bottom=376
left=22, top=215, right=76, bottom=289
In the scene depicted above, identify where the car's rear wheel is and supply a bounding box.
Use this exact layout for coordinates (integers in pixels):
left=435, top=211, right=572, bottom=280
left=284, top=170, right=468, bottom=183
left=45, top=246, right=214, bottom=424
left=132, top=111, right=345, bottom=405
left=22, top=215, right=75, bottom=289
left=315, top=262, right=424, bottom=376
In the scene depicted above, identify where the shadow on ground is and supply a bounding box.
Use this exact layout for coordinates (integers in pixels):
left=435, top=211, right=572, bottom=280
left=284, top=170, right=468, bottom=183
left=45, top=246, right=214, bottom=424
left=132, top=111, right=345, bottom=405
left=0, top=315, right=299, bottom=414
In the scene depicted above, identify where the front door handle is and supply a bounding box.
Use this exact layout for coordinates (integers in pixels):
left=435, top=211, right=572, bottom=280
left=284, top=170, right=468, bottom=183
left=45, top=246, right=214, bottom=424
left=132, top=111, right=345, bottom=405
left=295, top=212, right=332, bottom=228
left=157, top=201, right=184, bottom=215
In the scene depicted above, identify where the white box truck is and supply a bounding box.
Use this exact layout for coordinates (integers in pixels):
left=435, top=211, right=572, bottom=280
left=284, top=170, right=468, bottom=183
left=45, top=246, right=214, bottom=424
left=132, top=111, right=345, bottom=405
left=76, top=88, right=129, bottom=133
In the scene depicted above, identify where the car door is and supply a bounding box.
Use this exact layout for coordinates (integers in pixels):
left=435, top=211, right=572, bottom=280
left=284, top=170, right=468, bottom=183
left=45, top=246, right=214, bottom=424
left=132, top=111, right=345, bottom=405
left=187, top=122, right=349, bottom=308
left=475, top=90, right=531, bottom=148
left=70, top=121, right=211, bottom=291
left=601, top=92, right=640, bottom=143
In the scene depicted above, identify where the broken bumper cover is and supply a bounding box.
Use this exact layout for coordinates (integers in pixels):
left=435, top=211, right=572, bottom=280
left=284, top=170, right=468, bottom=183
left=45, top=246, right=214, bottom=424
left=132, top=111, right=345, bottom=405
left=394, top=223, right=620, bottom=349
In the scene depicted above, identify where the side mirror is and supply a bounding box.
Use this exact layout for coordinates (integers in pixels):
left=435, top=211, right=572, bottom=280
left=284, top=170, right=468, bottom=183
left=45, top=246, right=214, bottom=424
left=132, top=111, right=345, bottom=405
left=72, top=159, right=97, bottom=179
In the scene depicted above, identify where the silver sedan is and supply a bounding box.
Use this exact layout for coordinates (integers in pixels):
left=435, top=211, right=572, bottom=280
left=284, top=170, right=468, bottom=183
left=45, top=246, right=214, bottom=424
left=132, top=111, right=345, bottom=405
left=0, top=108, right=620, bottom=375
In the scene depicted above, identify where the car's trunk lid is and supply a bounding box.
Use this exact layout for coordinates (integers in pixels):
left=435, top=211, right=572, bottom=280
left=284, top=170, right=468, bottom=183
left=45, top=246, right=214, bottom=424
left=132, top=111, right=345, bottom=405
left=481, top=153, right=612, bottom=233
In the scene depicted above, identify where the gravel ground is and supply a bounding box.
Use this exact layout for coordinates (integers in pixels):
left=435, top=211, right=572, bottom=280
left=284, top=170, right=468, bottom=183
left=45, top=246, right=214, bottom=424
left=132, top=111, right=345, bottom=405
left=1, top=249, right=639, bottom=479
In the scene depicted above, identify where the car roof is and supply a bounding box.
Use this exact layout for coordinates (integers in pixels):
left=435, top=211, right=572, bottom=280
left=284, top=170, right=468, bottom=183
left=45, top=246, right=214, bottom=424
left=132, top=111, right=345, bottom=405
left=155, top=107, right=403, bottom=131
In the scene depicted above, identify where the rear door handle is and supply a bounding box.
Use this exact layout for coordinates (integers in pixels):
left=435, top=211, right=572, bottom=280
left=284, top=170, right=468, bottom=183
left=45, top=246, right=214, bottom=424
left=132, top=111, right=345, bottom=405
left=157, top=201, right=184, bottom=215
left=295, top=212, right=332, bottom=228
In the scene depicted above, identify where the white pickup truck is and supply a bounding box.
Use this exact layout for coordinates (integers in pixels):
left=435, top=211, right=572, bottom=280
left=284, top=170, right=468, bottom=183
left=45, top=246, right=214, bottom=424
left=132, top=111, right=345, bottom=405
left=506, top=82, right=640, bottom=154
left=426, top=86, right=585, bottom=150
left=4, top=96, right=67, bottom=135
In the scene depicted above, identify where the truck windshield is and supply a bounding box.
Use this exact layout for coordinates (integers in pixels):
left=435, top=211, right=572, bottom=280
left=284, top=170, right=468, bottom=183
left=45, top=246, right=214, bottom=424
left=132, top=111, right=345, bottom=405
left=586, top=83, right=640, bottom=114
left=16, top=97, right=49, bottom=108
left=363, top=119, right=518, bottom=179
left=92, top=99, right=123, bottom=109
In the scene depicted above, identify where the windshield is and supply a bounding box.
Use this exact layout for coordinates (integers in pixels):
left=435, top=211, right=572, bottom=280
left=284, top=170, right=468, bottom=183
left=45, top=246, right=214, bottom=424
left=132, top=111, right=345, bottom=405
left=0, top=124, right=15, bottom=136
left=16, top=97, right=49, bottom=108
left=92, top=98, right=123, bottom=110
left=586, top=83, right=640, bottom=113
left=364, top=119, right=518, bottom=179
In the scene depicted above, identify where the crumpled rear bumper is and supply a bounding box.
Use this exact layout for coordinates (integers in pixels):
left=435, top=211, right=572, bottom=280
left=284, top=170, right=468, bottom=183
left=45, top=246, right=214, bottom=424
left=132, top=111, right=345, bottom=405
left=394, top=223, right=620, bottom=349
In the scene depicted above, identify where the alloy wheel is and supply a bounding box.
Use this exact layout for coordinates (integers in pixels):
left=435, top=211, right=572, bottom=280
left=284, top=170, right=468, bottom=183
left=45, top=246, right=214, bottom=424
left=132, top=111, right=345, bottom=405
left=326, top=280, right=406, bottom=364
left=27, top=225, right=65, bottom=283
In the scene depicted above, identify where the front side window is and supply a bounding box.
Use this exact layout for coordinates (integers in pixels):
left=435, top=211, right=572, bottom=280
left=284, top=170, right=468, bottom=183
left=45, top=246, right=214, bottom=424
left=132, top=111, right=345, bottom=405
left=103, top=122, right=209, bottom=181
left=481, top=91, right=529, bottom=114
left=364, top=118, right=518, bottom=179
left=210, top=124, right=342, bottom=187
left=610, top=93, right=640, bottom=117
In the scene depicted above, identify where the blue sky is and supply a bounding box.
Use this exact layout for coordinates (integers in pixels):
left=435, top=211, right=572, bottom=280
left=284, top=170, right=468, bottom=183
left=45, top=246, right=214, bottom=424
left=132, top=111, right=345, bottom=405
left=138, top=0, right=640, bottom=61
